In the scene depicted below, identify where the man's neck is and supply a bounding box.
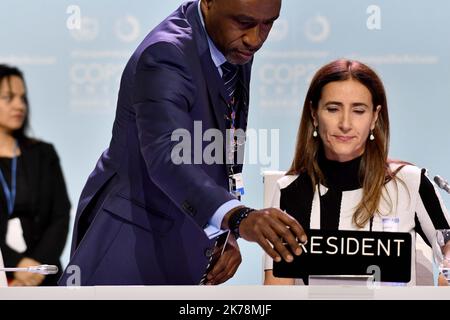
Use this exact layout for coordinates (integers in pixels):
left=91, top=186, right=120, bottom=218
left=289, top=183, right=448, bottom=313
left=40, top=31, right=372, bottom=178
left=197, top=0, right=227, bottom=69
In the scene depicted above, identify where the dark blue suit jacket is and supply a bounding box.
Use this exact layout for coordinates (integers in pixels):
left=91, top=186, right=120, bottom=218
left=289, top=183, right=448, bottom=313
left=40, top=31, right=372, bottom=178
left=59, top=1, right=252, bottom=285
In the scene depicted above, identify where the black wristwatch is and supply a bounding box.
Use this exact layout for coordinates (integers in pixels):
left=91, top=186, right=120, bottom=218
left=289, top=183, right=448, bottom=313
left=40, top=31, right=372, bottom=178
left=228, top=207, right=255, bottom=239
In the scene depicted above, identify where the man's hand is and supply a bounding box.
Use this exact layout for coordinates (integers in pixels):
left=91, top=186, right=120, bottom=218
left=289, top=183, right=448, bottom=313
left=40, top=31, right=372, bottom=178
left=237, top=208, right=307, bottom=263
left=12, top=257, right=45, bottom=286
left=206, top=234, right=241, bottom=285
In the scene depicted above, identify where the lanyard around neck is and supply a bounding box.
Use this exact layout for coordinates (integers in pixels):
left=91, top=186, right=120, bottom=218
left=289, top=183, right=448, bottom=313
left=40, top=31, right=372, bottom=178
left=0, top=140, right=18, bottom=215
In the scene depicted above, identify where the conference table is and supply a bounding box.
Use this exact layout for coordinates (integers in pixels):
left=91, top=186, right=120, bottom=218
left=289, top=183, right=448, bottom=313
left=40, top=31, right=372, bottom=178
left=0, top=285, right=449, bottom=300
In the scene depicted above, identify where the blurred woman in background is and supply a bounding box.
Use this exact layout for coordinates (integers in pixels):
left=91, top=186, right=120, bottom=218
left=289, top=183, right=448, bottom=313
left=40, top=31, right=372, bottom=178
left=0, top=64, right=70, bottom=286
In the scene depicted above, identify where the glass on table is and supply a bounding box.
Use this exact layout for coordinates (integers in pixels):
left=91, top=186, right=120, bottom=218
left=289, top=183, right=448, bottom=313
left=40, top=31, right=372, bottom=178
left=432, top=229, right=450, bottom=285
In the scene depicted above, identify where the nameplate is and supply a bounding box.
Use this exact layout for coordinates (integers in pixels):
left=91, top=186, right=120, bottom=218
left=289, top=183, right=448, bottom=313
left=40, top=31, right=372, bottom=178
left=273, top=229, right=412, bottom=283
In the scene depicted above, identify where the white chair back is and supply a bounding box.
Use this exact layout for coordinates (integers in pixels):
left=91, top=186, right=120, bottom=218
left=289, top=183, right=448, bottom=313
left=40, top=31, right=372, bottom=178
left=0, top=250, right=8, bottom=287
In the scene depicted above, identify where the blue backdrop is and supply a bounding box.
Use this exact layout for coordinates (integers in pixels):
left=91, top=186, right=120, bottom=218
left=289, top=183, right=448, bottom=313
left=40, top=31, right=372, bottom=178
left=1, top=0, right=449, bottom=285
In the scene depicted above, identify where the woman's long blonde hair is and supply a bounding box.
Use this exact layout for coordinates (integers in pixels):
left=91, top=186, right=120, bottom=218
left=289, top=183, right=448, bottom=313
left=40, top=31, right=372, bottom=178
left=287, top=59, right=399, bottom=228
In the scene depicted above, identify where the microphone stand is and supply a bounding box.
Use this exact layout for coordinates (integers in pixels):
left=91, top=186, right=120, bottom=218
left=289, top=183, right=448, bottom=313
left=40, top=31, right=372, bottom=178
left=434, top=175, right=450, bottom=194
left=0, top=265, right=59, bottom=275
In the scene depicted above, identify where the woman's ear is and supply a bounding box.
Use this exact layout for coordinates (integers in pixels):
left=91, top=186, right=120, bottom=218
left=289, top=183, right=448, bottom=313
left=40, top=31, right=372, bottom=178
left=371, top=105, right=381, bottom=130
left=310, top=101, right=318, bottom=127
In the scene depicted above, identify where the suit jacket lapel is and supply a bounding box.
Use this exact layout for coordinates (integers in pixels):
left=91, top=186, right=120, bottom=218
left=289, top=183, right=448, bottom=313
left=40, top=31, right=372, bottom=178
left=187, top=2, right=253, bottom=173
left=186, top=3, right=229, bottom=135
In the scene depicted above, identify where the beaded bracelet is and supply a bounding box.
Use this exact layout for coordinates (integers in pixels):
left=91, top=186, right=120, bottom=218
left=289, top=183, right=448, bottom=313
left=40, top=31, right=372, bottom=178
left=228, top=207, right=255, bottom=239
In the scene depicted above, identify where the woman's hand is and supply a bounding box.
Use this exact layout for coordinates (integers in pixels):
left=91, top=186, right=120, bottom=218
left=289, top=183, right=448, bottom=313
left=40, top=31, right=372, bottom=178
left=11, top=257, right=45, bottom=286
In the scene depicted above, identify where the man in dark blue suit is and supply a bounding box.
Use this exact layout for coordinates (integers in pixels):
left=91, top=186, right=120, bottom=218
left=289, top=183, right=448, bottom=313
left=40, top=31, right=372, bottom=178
left=59, top=0, right=306, bottom=286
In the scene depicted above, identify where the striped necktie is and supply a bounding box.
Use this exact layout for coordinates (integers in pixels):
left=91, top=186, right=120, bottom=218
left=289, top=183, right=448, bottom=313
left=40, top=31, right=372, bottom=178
left=221, top=62, right=240, bottom=176
left=221, top=61, right=239, bottom=103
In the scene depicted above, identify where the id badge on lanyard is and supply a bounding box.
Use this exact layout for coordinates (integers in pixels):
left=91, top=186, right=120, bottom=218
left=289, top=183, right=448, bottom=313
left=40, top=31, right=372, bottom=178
left=229, top=172, right=244, bottom=199
left=382, top=217, right=399, bottom=232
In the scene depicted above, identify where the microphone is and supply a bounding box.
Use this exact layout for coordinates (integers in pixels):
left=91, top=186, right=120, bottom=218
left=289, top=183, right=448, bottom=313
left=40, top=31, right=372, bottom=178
left=434, top=175, right=450, bottom=194
left=0, top=264, right=58, bottom=275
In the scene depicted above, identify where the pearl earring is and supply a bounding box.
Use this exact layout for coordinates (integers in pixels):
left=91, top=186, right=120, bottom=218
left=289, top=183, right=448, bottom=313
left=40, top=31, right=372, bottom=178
left=369, top=130, right=375, bottom=141
left=313, top=128, right=318, bottom=138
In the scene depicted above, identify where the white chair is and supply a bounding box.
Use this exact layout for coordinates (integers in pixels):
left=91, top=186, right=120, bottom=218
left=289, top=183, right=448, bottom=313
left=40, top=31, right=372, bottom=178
left=262, top=170, right=434, bottom=285
left=0, top=250, right=7, bottom=287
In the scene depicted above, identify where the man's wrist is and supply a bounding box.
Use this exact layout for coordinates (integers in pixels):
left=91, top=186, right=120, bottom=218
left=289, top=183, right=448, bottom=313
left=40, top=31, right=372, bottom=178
left=228, top=207, right=255, bottom=239
left=221, top=205, right=245, bottom=229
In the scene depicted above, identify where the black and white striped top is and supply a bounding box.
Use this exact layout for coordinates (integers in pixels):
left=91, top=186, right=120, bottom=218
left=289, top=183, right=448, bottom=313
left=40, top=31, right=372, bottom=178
left=264, top=155, right=450, bottom=285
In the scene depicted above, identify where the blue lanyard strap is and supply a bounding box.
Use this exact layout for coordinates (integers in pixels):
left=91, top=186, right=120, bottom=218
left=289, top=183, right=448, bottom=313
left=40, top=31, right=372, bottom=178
left=0, top=140, right=18, bottom=215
